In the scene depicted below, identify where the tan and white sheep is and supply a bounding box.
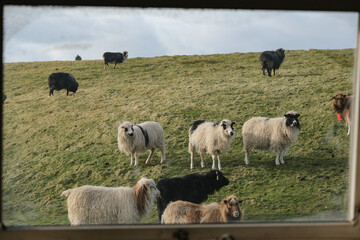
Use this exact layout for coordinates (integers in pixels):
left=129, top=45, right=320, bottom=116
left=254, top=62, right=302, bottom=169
left=188, top=119, right=235, bottom=170
left=332, top=92, right=352, bottom=135
left=118, top=121, right=165, bottom=166
left=161, top=195, right=242, bottom=224
left=61, top=178, right=160, bottom=226
left=242, top=111, right=300, bottom=165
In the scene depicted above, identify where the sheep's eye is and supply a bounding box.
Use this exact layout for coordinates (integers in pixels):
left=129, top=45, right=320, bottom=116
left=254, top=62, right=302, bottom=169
left=222, top=124, right=226, bottom=130
left=124, top=128, right=128, bottom=132
left=150, top=185, right=156, bottom=189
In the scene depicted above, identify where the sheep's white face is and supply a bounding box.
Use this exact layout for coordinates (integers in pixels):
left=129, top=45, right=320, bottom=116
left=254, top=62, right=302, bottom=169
left=148, top=181, right=161, bottom=198
left=220, top=120, right=235, bottom=137
left=120, top=122, right=134, bottom=136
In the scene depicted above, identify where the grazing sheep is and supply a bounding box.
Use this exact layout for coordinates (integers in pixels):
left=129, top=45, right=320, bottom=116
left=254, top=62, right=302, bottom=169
left=117, top=121, right=165, bottom=166
left=161, top=195, right=242, bottom=224
left=242, top=111, right=300, bottom=165
left=103, top=51, right=128, bottom=69
left=189, top=119, right=235, bottom=170
left=260, top=48, right=285, bottom=77
left=332, top=92, right=352, bottom=135
left=75, top=55, right=82, bottom=61
left=48, top=72, right=78, bottom=96
left=61, top=177, right=160, bottom=226
left=156, top=170, right=229, bottom=222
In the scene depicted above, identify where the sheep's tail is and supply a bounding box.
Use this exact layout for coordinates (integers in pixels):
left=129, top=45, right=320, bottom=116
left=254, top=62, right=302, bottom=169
left=61, top=189, right=72, bottom=197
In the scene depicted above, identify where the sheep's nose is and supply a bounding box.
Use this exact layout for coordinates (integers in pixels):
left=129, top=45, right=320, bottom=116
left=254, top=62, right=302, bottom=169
left=129, top=133, right=134, bottom=136
left=230, top=132, right=234, bottom=136
left=233, top=211, right=240, bottom=217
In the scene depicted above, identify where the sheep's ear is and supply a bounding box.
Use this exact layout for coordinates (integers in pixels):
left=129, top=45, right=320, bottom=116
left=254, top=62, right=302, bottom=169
left=231, top=122, right=235, bottom=126
left=239, top=200, right=243, bottom=204
left=295, top=113, right=300, bottom=118
left=284, top=114, right=289, bottom=118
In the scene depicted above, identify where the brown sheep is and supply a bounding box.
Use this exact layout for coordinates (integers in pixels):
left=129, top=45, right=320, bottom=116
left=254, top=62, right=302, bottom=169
left=332, top=92, right=352, bottom=135
left=161, top=195, right=242, bottom=224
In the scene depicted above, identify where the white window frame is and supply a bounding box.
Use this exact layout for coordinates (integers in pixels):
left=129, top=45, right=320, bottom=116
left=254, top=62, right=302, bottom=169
left=1, top=1, right=360, bottom=240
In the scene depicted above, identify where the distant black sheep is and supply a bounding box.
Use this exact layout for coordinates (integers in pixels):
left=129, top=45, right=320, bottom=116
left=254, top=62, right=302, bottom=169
left=48, top=72, right=79, bottom=96
left=156, top=170, right=229, bottom=222
left=103, top=51, right=128, bottom=69
left=260, top=48, right=285, bottom=77
left=75, top=55, right=82, bottom=61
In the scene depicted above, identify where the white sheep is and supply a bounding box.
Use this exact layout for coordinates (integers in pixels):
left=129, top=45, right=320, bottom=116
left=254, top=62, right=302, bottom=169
left=189, top=119, right=235, bottom=170
left=117, top=121, right=165, bottom=166
left=61, top=177, right=160, bottom=226
left=242, top=111, right=300, bottom=165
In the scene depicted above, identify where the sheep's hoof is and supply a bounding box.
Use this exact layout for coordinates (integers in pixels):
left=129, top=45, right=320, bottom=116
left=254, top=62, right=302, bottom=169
left=212, top=167, right=216, bottom=170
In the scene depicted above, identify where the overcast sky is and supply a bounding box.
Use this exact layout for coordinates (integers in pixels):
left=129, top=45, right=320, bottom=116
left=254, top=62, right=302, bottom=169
left=3, top=6, right=359, bottom=63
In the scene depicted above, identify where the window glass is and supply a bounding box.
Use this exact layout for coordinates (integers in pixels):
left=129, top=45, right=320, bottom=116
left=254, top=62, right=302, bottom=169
left=2, top=6, right=358, bottom=226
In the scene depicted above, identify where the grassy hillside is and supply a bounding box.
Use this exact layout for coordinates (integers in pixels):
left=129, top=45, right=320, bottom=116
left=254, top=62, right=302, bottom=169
left=2, top=49, right=354, bottom=226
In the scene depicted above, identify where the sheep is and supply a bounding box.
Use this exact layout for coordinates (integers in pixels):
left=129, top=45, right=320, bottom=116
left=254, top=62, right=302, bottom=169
left=117, top=121, right=165, bottom=166
left=75, top=55, right=82, bottom=61
left=48, top=72, right=79, bottom=96
left=103, top=51, right=128, bottom=69
left=260, top=48, right=285, bottom=77
left=61, top=177, right=160, bottom=226
left=161, top=195, right=242, bottom=224
left=189, top=119, right=235, bottom=170
left=242, top=111, right=300, bottom=165
left=156, top=170, right=229, bottom=222
left=332, top=92, right=352, bottom=135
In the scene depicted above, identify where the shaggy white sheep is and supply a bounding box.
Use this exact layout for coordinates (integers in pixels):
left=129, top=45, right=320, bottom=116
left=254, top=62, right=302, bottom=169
left=117, top=121, right=165, bottom=166
left=161, top=195, right=242, bottom=224
left=242, top=111, right=300, bottom=165
left=189, top=119, right=235, bottom=170
left=61, top=178, right=160, bottom=226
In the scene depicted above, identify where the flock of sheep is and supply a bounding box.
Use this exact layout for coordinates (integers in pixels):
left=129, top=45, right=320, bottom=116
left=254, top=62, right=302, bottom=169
left=57, top=49, right=352, bottom=225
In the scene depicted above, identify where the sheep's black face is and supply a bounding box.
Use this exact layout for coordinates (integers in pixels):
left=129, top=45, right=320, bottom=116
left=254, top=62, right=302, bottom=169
left=69, top=82, right=78, bottom=93
left=284, top=112, right=300, bottom=129
left=211, top=170, right=229, bottom=190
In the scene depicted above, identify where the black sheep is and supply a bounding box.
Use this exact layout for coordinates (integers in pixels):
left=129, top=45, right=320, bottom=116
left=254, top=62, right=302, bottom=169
left=75, top=55, right=82, bottom=61
left=103, top=51, right=128, bottom=69
left=260, top=48, right=285, bottom=77
left=156, top=170, right=229, bottom=222
left=48, top=72, right=79, bottom=96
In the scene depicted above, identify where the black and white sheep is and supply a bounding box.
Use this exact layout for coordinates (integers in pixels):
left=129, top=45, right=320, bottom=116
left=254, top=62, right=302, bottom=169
left=103, top=51, right=128, bottom=69
left=161, top=195, right=242, bottom=224
left=189, top=119, right=235, bottom=170
left=242, top=111, right=300, bottom=165
left=260, top=48, right=285, bottom=77
left=61, top=178, right=160, bottom=225
left=117, top=121, right=165, bottom=166
left=48, top=72, right=79, bottom=96
left=156, top=170, right=229, bottom=222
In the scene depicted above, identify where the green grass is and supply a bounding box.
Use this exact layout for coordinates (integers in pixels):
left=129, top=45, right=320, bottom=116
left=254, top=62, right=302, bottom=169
left=2, top=49, right=354, bottom=226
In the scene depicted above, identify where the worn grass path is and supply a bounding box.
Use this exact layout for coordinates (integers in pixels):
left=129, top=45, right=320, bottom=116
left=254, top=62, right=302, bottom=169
left=2, top=49, right=353, bottom=225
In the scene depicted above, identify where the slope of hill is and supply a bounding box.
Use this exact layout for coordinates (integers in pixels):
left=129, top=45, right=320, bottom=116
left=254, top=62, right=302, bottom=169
left=2, top=49, right=353, bottom=225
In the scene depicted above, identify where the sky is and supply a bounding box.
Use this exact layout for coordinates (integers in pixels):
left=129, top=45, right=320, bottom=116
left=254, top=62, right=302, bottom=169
left=3, top=6, right=359, bottom=63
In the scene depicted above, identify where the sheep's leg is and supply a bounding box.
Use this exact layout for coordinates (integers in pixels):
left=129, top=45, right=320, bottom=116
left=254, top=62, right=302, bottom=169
left=134, top=153, right=139, bottom=166
left=273, top=69, right=276, bottom=76
left=190, top=151, right=194, bottom=169
left=217, top=155, right=222, bottom=170
left=200, top=152, right=205, bottom=168
left=159, top=146, right=165, bottom=164
left=66, top=90, right=69, bottom=95
left=280, top=151, right=285, bottom=165
left=211, top=155, right=216, bottom=170
left=275, top=152, right=281, bottom=166
left=262, top=68, right=266, bottom=76
left=130, top=153, right=134, bottom=166
left=145, top=148, right=155, bottom=164
left=347, top=125, right=351, bottom=135
left=267, top=69, right=272, bottom=77
left=244, top=149, right=250, bottom=165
